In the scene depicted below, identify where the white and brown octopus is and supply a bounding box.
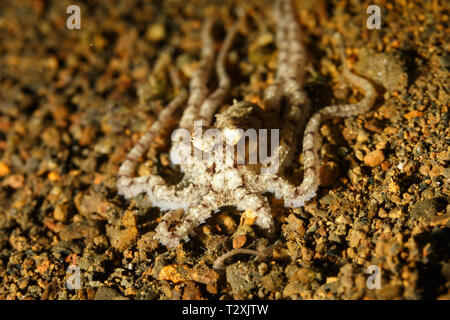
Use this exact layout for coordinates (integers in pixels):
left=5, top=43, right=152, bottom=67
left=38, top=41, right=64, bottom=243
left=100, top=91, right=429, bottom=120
left=117, top=0, right=376, bottom=248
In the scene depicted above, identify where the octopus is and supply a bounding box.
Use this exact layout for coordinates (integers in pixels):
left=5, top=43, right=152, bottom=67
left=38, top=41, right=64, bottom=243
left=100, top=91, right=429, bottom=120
left=117, top=0, right=376, bottom=248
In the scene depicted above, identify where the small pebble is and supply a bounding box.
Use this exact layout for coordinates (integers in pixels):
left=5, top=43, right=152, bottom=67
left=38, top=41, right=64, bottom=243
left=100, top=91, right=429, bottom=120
left=53, top=203, right=69, bottom=222
left=363, top=150, right=385, bottom=167
left=146, top=23, right=166, bottom=42
left=4, top=174, right=25, bottom=189
left=0, top=162, right=10, bottom=176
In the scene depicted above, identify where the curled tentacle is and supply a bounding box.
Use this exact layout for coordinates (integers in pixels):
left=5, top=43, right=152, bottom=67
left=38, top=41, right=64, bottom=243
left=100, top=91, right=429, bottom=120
left=259, top=33, right=376, bottom=208
left=198, top=11, right=246, bottom=125
left=178, top=17, right=216, bottom=131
